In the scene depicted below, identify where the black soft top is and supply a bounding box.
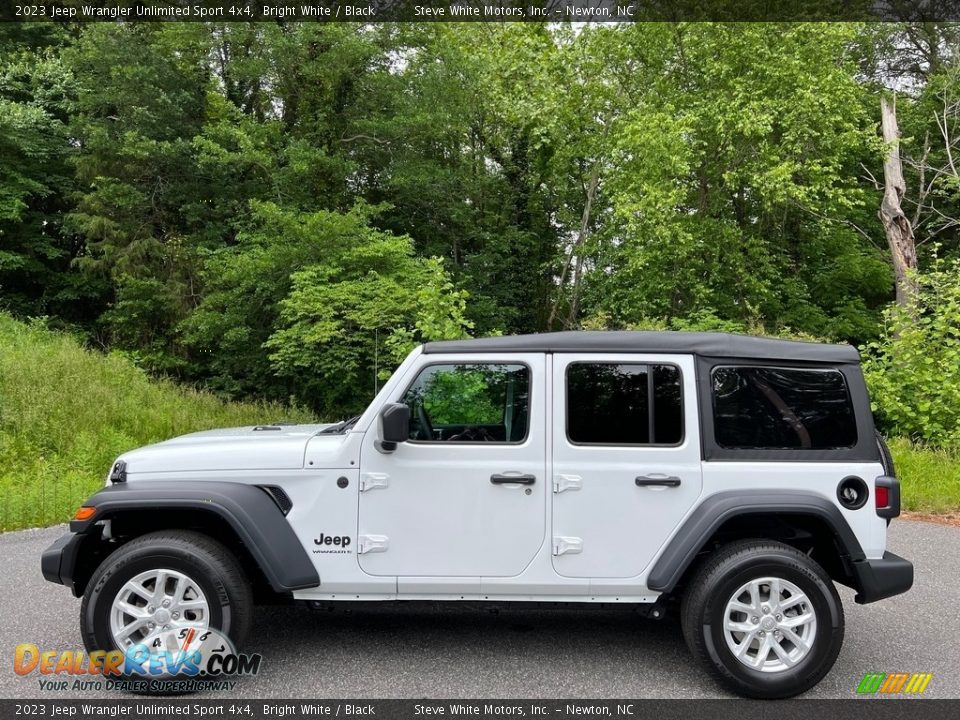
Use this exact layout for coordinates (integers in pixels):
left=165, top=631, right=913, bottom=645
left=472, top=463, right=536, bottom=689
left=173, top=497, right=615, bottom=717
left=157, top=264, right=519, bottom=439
left=422, top=331, right=860, bottom=364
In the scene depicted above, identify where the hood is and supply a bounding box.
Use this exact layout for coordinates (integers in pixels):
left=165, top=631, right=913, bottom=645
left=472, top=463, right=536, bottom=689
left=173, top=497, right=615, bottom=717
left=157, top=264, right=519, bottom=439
left=118, top=424, right=334, bottom=474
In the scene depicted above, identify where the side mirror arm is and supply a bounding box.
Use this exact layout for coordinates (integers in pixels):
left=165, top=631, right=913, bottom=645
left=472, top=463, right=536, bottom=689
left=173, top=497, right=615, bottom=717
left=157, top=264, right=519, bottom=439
left=375, top=439, right=398, bottom=454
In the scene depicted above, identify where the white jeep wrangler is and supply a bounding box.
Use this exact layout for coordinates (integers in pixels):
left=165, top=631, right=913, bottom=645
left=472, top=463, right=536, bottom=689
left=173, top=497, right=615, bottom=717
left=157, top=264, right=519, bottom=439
left=43, top=331, right=912, bottom=698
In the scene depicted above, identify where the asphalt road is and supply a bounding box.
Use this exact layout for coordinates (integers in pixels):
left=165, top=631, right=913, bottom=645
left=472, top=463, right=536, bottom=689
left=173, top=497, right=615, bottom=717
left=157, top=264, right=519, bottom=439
left=1, top=521, right=957, bottom=699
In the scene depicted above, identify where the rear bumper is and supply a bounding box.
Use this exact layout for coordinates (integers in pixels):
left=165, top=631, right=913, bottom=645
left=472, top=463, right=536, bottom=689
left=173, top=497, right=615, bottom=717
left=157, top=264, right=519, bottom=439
left=852, top=551, right=913, bottom=604
left=41, top=532, right=84, bottom=595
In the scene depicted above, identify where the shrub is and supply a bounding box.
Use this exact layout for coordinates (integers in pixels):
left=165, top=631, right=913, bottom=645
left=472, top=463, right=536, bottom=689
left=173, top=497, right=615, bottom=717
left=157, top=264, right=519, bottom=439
left=862, top=257, right=960, bottom=450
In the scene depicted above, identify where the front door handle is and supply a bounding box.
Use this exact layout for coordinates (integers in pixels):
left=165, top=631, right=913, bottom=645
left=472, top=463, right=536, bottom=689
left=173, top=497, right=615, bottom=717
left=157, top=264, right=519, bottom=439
left=491, top=473, right=536, bottom=485
left=635, top=475, right=682, bottom=488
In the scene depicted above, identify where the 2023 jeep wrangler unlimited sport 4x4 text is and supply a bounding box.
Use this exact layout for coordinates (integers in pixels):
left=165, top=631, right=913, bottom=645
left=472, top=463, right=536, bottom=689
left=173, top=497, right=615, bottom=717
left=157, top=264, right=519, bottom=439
left=42, top=331, right=913, bottom=698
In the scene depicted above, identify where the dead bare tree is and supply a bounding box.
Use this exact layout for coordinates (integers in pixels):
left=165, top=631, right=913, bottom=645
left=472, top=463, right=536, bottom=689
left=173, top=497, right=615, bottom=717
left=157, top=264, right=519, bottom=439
left=902, top=79, right=960, bottom=244
left=548, top=123, right=609, bottom=330
left=547, top=163, right=598, bottom=329
left=879, top=94, right=919, bottom=310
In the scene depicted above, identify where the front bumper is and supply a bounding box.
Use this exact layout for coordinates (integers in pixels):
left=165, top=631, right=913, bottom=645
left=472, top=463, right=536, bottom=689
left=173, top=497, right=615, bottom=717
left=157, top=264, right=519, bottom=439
left=41, top=532, right=85, bottom=596
left=852, top=551, right=914, bottom=604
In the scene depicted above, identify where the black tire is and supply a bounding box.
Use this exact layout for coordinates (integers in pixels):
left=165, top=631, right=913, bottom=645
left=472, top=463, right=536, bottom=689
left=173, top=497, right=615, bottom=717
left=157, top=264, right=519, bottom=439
left=681, top=539, right=844, bottom=699
left=80, top=530, right=253, bottom=658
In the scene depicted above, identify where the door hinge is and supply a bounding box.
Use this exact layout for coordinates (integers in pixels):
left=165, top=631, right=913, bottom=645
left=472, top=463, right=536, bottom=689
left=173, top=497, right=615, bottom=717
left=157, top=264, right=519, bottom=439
left=359, top=473, right=390, bottom=492
left=553, top=474, right=582, bottom=493
left=552, top=536, right=583, bottom=556
left=357, top=534, right=389, bottom=554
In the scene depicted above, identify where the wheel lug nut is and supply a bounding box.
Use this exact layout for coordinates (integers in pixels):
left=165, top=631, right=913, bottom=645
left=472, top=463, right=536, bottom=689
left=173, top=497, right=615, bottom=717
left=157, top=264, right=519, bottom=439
left=172, top=612, right=180, bottom=619
left=147, top=606, right=155, bottom=613
left=776, top=614, right=782, bottom=621
left=148, top=622, right=155, bottom=629
left=751, top=616, right=759, bottom=624
left=162, top=600, right=170, bottom=608
left=758, top=630, right=766, bottom=637
left=762, top=605, right=770, bottom=614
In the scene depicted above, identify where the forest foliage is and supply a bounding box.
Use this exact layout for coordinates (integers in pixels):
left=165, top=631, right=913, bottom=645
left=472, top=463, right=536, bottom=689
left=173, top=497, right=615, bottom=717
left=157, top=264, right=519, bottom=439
left=1, top=22, right=960, bottom=446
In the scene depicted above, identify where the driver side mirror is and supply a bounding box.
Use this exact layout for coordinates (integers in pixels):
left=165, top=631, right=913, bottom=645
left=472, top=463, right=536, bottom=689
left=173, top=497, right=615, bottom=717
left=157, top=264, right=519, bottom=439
left=378, top=403, right=410, bottom=452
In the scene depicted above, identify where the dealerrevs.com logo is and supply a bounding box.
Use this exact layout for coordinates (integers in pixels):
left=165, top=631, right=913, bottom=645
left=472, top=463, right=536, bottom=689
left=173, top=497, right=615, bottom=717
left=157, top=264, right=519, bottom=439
left=856, top=672, right=933, bottom=695
left=14, top=628, right=262, bottom=693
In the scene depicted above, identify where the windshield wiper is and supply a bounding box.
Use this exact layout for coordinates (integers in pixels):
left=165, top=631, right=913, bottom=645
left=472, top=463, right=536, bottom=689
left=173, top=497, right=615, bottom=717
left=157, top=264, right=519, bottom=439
left=318, top=415, right=361, bottom=434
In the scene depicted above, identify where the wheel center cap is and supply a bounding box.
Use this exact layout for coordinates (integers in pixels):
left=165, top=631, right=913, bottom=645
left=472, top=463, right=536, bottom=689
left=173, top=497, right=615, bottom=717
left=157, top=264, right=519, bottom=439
left=154, top=608, right=171, bottom=624
left=761, top=616, right=777, bottom=631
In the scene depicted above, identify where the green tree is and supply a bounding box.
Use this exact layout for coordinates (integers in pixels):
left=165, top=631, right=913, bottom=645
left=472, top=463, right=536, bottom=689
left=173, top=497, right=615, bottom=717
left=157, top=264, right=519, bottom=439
left=578, top=23, right=891, bottom=342
left=62, top=24, right=226, bottom=371
left=0, top=29, right=91, bottom=320
left=363, top=24, right=564, bottom=334
left=2, top=20, right=959, bottom=425
left=183, top=202, right=470, bottom=415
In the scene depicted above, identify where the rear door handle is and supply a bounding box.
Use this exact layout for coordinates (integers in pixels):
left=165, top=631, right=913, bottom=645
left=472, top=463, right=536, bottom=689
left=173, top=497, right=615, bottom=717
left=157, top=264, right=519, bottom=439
left=491, top=473, right=536, bottom=485
left=635, top=475, right=682, bottom=488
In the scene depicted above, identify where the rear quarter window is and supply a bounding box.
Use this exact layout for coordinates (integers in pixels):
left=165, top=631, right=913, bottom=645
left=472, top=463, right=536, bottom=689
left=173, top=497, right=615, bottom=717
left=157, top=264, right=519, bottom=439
left=711, top=366, right=857, bottom=450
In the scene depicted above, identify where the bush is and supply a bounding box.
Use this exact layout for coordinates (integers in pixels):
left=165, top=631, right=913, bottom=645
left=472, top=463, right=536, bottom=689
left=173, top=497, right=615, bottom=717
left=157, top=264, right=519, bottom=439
left=862, top=257, right=960, bottom=450
left=0, top=314, right=312, bottom=530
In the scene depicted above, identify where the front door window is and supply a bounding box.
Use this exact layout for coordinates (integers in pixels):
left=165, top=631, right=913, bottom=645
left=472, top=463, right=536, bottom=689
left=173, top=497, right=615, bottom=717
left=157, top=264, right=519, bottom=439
left=402, top=363, right=530, bottom=443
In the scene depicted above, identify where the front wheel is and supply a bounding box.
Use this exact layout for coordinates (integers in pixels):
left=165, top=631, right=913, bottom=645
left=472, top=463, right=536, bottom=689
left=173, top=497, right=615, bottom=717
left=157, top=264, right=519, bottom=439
left=681, top=540, right=844, bottom=699
left=80, top=531, right=253, bottom=663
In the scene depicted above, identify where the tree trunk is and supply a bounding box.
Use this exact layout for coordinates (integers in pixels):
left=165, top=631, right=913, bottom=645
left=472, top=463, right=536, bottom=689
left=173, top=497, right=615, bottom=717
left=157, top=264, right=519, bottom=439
left=563, top=164, right=601, bottom=328
left=879, top=94, right=918, bottom=310
left=548, top=162, right=600, bottom=330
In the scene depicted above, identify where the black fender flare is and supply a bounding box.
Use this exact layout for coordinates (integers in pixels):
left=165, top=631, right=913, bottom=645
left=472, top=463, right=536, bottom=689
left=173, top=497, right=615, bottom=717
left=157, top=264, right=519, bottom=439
left=646, top=490, right=865, bottom=593
left=70, top=481, right=320, bottom=593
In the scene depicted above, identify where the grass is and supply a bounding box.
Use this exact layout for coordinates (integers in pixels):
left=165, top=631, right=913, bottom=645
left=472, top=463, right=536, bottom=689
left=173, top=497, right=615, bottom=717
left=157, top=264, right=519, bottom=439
left=889, top=438, right=960, bottom=514
left=0, top=314, right=314, bottom=531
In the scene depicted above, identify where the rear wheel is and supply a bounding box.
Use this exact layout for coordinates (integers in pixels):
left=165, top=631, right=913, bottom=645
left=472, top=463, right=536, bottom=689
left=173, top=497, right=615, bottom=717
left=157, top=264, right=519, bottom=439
left=681, top=539, right=844, bottom=698
left=81, top=531, right=253, bottom=659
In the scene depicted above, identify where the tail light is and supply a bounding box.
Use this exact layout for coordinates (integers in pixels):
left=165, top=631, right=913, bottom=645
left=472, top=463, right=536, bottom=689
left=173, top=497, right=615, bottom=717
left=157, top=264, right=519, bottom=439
left=875, top=476, right=900, bottom=519
left=875, top=485, right=889, bottom=509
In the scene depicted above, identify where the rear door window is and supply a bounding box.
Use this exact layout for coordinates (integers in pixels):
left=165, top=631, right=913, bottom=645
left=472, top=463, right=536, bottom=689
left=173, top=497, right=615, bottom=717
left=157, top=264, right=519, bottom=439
left=566, top=363, right=683, bottom=445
